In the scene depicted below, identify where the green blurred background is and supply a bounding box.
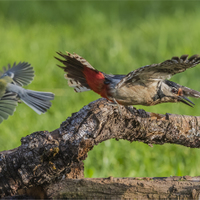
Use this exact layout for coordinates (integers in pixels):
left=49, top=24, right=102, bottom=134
left=1, top=1, right=200, bottom=178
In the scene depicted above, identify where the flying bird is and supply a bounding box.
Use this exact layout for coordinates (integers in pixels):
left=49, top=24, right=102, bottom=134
left=55, top=52, right=200, bottom=108
left=0, top=62, right=54, bottom=124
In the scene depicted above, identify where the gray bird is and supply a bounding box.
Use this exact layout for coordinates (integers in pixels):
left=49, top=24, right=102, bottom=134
left=0, top=62, right=54, bottom=124
left=56, top=52, right=200, bottom=108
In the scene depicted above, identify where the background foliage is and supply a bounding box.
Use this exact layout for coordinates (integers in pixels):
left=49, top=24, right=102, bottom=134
left=0, top=1, right=200, bottom=178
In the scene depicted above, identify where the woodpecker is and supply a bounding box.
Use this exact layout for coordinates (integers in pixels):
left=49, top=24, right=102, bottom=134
left=55, top=52, right=200, bottom=108
left=0, top=62, right=54, bottom=124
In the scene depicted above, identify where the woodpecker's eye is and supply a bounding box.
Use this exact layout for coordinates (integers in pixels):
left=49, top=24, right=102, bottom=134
left=171, top=88, right=177, bottom=93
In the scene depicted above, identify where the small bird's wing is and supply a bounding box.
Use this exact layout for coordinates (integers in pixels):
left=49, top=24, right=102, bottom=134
left=0, top=62, right=34, bottom=86
left=117, top=55, right=200, bottom=88
left=0, top=92, right=18, bottom=124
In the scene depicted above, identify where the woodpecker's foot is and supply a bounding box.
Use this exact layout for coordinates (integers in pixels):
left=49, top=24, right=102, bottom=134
left=108, top=102, right=118, bottom=106
left=107, top=100, right=118, bottom=106
left=124, top=105, right=134, bottom=113
left=108, top=99, right=122, bottom=116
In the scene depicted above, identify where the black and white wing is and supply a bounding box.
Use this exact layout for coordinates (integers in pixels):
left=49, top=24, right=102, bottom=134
left=117, top=55, right=200, bottom=88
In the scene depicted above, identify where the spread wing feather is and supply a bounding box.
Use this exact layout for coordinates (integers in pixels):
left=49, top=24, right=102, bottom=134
left=117, top=54, right=200, bottom=88
left=0, top=62, right=34, bottom=86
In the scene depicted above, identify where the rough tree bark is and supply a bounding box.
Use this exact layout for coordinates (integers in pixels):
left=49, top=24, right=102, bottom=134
left=1, top=98, right=200, bottom=199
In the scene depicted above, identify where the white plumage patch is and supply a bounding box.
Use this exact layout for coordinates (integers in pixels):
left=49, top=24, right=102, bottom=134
left=74, top=86, right=90, bottom=93
left=193, top=94, right=200, bottom=97
left=64, top=74, right=90, bottom=93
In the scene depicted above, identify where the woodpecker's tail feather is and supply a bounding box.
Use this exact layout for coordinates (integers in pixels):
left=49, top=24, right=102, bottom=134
left=19, top=89, right=54, bottom=114
left=1, top=62, right=34, bottom=86
left=55, top=52, right=97, bottom=93
left=67, top=78, right=91, bottom=92
left=0, top=92, right=18, bottom=124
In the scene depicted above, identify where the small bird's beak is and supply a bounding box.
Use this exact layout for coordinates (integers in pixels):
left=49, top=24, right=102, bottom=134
left=178, top=96, right=195, bottom=107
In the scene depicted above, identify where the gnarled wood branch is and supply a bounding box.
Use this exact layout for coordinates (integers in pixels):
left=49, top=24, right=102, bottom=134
left=1, top=98, right=200, bottom=198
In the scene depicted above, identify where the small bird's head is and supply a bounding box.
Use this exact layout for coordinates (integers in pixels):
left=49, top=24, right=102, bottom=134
left=154, top=80, right=195, bottom=107
left=0, top=76, right=13, bottom=98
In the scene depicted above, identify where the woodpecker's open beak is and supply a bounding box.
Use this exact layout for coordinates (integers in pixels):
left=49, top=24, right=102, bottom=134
left=174, top=87, right=194, bottom=107
left=178, top=96, right=195, bottom=107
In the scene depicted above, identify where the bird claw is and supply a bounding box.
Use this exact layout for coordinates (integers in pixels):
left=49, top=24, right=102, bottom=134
left=108, top=99, right=123, bottom=116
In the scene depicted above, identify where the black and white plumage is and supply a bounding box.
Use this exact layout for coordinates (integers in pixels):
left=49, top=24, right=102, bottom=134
left=113, top=54, right=200, bottom=106
left=56, top=52, right=200, bottom=108
left=117, top=55, right=200, bottom=87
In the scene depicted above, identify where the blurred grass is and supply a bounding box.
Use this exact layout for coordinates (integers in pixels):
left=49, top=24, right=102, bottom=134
left=1, top=1, right=200, bottom=178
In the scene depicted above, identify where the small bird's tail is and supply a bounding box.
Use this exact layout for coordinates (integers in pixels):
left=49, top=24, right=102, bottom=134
left=55, top=52, right=98, bottom=93
left=18, top=88, right=54, bottom=114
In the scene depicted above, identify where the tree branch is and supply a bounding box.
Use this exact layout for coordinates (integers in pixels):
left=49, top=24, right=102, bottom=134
left=1, top=98, right=200, bottom=198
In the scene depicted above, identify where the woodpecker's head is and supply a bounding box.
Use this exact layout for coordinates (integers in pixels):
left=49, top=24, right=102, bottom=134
left=153, top=80, right=195, bottom=107
left=169, top=86, right=194, bottom=107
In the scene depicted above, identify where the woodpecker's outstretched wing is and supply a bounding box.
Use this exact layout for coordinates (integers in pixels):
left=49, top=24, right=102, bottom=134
left=117, top=55, right=200, bottom=88
left=0, top=62, right=34, bottom=86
